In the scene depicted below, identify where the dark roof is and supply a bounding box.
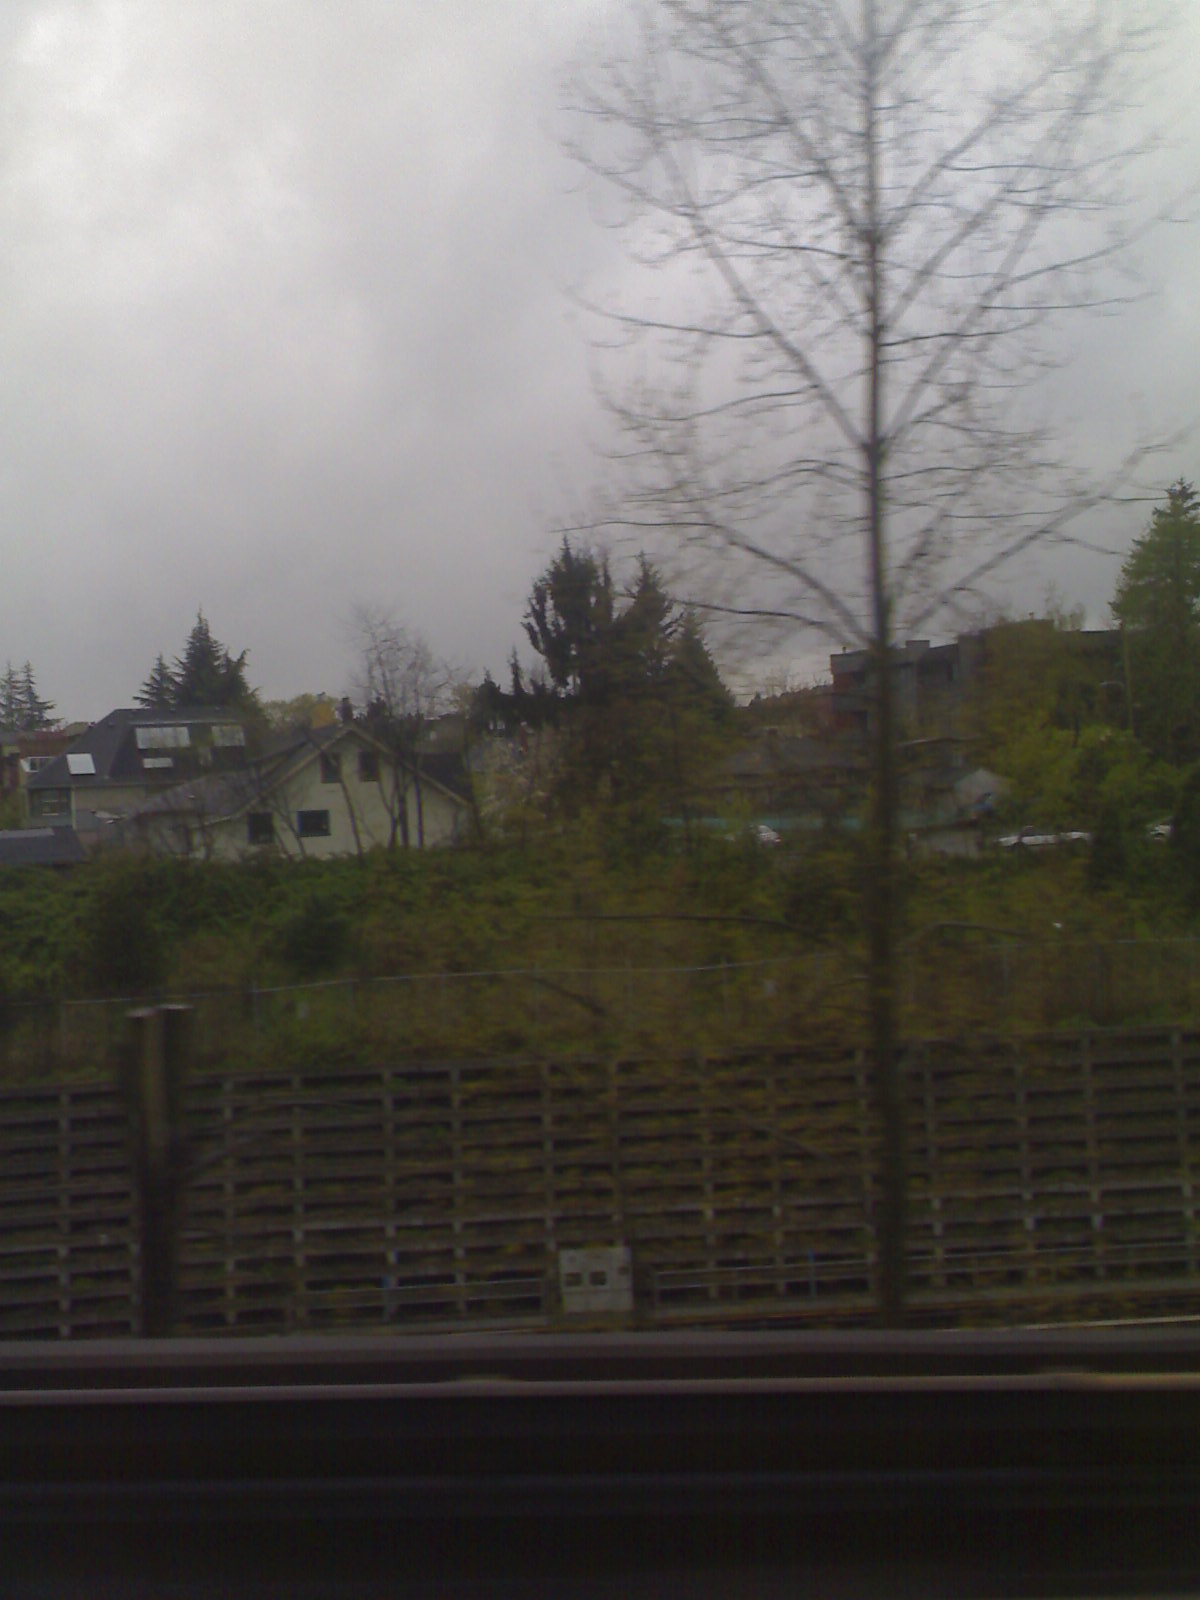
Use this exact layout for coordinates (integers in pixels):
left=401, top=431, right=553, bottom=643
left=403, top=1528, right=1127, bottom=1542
left=0, top=827, right=87, bottom=867
left=28, top=707, right=250, bottom=792
left=127, top=725, right=318, bottom=821
left=130, top=765, right=278, bottom=822
left=19, top=727, right=77, bottom=753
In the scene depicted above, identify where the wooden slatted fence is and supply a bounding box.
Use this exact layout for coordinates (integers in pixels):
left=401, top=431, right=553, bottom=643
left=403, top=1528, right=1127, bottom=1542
left=0, top=1081, right=138, bottom=1336
left=4, top=1027, right=1200, bottom=1335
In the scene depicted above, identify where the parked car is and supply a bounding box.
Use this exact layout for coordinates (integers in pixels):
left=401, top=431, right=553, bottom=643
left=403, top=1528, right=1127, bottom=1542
left=996, top=826, right=1090, bottom=850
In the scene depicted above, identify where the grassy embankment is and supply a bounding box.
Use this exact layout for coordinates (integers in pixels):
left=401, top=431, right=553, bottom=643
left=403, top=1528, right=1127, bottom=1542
left=0, top=824, right=1196, bottom=1080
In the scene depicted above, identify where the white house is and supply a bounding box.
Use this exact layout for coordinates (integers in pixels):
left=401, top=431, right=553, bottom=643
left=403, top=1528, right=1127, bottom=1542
left=124, top=722, right=470, bottom=860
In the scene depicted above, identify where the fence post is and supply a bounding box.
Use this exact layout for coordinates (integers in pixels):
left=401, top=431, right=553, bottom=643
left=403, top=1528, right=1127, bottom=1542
left=125, top=1005, right=190, bottom=1337
left=854, top=1050, right=877, bottom=1302
left=57, top=1088, right=72, bottom=1337
left=451, top=1062, right=466, bottom=1315
left=1080, top=1031, right=1105, bottom=1281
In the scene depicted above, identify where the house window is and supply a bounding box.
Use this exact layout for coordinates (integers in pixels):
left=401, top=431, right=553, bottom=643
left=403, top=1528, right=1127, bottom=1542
left=319, top=752, right=341, bottom=784
left=247, top=812, right=275, bottom=846
left=297, top=809, right=331, bottom=838
left=357, top=749, right=379, bottom=782
left=29, top=789, right=70, bottom=819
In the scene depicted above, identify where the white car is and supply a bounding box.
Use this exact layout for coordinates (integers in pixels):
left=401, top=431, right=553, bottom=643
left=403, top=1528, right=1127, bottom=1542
left=997, top=827, right=1090, bottom=850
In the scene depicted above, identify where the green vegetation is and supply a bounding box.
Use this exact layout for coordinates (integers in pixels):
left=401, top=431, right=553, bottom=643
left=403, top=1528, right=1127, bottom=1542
left=6, top=488, right=1200, bottom=1097
left=1, top=821, right=1198, bottom=1082
left=951, top=486, right=1199, bottom=908
left=500, top=541, right=732, bottom=818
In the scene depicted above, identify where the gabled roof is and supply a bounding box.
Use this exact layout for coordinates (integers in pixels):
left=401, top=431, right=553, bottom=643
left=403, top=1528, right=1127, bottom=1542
left=0, top=827, right=87, bottom=867
left=28, top=707, right=249, bottom=791
left=128, top=721, right=470, bottom=826
left=124, top=766, right=270, bottom=823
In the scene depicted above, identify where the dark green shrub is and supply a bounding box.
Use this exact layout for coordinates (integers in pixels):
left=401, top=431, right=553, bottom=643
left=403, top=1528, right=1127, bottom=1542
left=75, top=855, right=167, bottom=995
left=277, top=883, right=353, bottom=977
left=785, top=843, right=860, bottom=939
left=1172, top=763, right=1200, bottom=908
left=1088, top=804, right=1127, bottom=889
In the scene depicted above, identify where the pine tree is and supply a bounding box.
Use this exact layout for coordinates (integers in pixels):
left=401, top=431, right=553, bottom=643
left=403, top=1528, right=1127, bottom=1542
left=1113, top=481, right=1200, bottom=763
left=523, top=540, right=616, bottom=706
left=140, top=613, right=257, bottom=711
left=135, top=653, right=177, bottom=711
left=18, top=662, right=55, bottom=730
left=667, top=611, right=732, bottom=717
left=0, top=661, right=54, bottom=731
left=520, top=545, right=731, bottom=807
left=0, top=663, right=19, bottom=729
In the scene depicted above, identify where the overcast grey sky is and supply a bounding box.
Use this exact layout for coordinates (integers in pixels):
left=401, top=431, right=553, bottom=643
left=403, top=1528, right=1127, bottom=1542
left=1, top=0, right=1196, bottom=717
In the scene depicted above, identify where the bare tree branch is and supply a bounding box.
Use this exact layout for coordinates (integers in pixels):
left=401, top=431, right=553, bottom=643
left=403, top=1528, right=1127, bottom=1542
left=563, top=0, right=1181, bottom=1323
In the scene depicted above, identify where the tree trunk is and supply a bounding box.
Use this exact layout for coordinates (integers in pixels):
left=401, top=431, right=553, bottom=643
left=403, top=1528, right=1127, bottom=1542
left=863, top=0, right=906, bottom=1325
left=392, top=755, right=411, bottom=849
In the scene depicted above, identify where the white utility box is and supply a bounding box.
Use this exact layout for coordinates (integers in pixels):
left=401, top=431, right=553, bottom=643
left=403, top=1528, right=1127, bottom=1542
left=558, top=1246, right=633, bottom=1314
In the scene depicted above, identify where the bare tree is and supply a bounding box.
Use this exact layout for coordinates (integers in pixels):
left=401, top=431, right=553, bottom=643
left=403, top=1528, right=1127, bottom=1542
left=349, top=605, right=455, bottom=848
left=566, top=0, right=1180, bottom=1321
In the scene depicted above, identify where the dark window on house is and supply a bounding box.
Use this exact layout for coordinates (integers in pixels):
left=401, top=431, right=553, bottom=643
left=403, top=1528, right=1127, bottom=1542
left=358, top=749, right=379, bottom=782
left=29, top=789, right=71, bottom=819
left=247, top=812, right=275, bottom=846
left=297, top=809, right=331, bottom=838
left=319, top=752, right=341, bottom=784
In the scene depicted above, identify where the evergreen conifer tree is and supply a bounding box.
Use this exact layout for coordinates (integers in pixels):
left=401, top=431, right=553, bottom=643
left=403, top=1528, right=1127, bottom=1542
left=18, top=662, right=54, bottom=730
left=0, top=661, right=55, bottom=730
left=0, top=663, right=19, bottom=729
left=138, top=613, right=257, bottom=711
left=135, top=653, right=177, bottom=711
left=1113, top=482, right=1200, bottom=764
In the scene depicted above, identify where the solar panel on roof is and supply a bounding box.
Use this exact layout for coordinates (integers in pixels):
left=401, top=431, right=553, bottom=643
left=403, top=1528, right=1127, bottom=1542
left=135, top=725, right=190, bottom=749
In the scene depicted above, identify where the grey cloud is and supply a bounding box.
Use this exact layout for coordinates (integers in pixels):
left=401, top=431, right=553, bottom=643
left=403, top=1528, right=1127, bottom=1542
left=0, top=0, right=1195, bottom=715
left=0, top=0, right=612, bottom=713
